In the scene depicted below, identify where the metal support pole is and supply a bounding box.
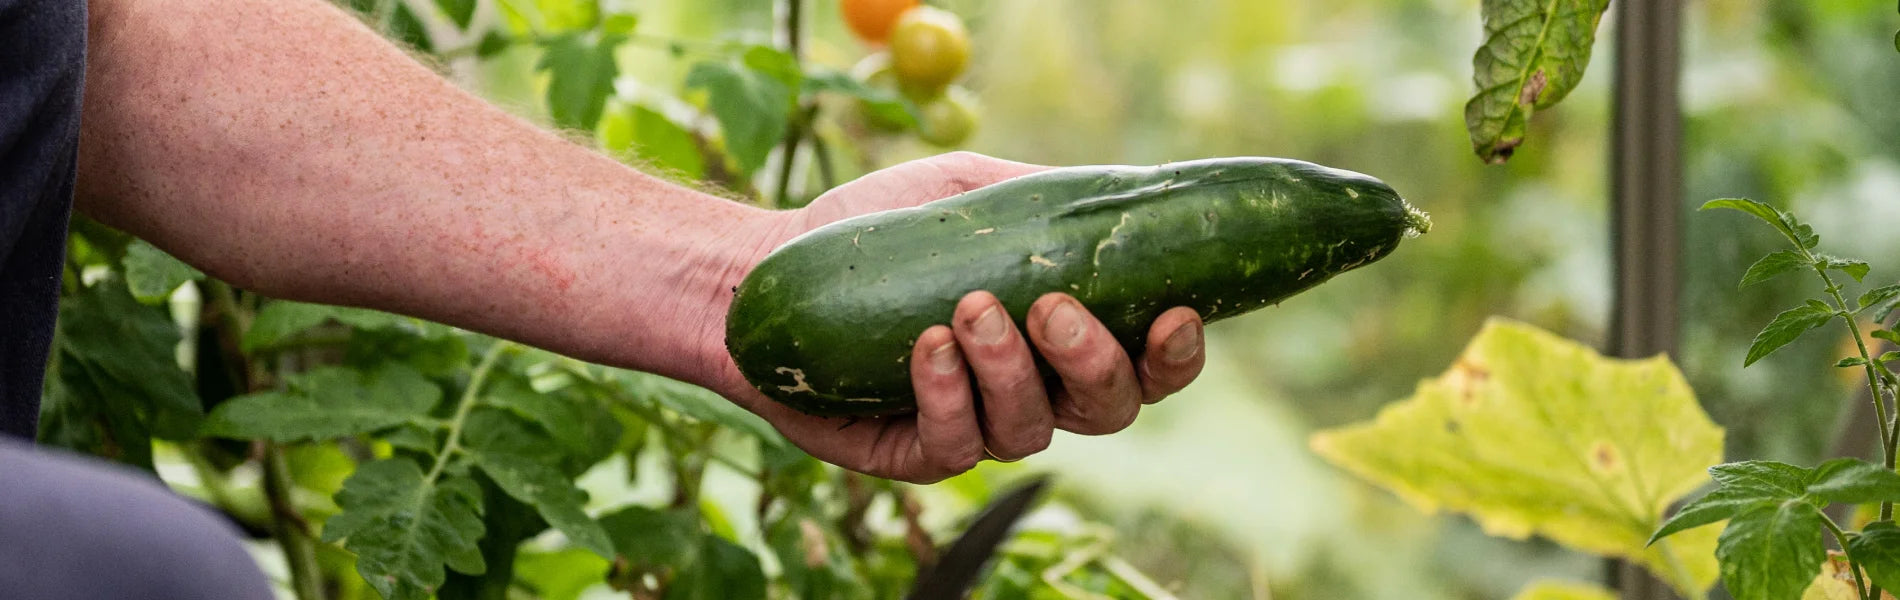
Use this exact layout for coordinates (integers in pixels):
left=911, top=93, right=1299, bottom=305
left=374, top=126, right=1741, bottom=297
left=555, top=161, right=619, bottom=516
left=1606, top=0, right=1684, bottom=598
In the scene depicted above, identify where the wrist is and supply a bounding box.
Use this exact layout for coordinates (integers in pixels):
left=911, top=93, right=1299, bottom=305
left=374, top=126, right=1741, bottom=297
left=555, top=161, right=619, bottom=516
left=563, top=192, right=800, bottom=391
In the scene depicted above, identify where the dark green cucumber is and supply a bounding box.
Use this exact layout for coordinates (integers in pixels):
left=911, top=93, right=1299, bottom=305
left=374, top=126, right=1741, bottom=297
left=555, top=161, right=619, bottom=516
left=726, top=157, right=1429, bottom=417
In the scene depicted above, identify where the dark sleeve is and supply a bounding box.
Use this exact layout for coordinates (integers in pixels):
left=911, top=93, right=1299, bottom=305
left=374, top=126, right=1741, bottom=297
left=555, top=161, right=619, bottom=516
left=0, top=0, right=87, bottom=439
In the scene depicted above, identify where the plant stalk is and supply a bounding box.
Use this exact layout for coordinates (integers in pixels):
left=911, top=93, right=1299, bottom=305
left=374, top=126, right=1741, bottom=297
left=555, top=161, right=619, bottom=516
left=1824, top=515, right=1873, bottom=599
left=263, top=443, right=326, bottom=600
left=771, top=0, right=807, bottom=208
left=1810, top=259, right=1898, bottom=519
left=423, top=342, right=509, bottom=485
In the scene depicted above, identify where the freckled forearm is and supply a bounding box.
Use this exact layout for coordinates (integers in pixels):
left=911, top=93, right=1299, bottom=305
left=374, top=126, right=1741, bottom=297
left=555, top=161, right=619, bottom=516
left=75, top=0, right=775, bottom=381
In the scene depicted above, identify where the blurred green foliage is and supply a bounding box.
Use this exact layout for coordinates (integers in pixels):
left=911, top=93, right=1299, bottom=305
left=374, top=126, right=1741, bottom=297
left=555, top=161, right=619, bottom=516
left=38, top=0, right=1900, bottom=597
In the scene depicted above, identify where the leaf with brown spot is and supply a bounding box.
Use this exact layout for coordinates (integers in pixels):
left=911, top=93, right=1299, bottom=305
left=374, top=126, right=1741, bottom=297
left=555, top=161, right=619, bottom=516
left=1464, top=0, right=1612, bottom=163
left=1311, top=318, right=1724, bottom=596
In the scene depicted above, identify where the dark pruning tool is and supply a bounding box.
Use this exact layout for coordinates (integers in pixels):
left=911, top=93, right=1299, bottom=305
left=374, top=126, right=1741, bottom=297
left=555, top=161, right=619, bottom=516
left=905, top=476, right=1051, bottom=600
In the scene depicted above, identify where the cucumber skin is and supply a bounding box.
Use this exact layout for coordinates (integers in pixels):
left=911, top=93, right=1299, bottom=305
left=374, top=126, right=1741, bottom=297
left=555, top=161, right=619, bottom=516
left=726, top=157, right=1428, bottom=417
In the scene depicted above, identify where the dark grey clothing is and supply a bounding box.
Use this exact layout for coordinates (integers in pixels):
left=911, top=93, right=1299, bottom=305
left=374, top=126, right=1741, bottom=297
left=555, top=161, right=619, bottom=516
left=2, top=2, right=274, bottom=598
left=1, top=0, right=83, bottom=438
left=0, top=437, right=275, bottom=599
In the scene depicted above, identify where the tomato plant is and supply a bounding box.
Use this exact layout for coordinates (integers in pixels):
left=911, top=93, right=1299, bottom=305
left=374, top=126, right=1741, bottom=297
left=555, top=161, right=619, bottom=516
left=33, top=1, right=1123, bottom=599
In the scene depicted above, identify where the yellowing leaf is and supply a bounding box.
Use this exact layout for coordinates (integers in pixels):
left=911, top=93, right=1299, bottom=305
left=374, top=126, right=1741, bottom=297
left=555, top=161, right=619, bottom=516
left=1310, top=318, right=1724, bottom=596
left=1802, top=552, right=1892, bottom=600
left=1508, top=580, right=1616, bottom=600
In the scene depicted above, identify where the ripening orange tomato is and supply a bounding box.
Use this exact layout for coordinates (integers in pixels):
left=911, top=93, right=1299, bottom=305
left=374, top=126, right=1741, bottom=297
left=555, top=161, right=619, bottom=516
left=841, top=0, right=920, bottom=44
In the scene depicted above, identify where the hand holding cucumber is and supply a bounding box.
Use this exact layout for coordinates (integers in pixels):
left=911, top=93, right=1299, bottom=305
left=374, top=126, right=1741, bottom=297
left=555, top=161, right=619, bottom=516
left=708, top=152, right=1212, bottom=483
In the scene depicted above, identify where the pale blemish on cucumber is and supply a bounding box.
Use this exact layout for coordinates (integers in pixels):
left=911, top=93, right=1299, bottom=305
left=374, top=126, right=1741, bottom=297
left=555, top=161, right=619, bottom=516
left=774, top=367, right=815, bottom=395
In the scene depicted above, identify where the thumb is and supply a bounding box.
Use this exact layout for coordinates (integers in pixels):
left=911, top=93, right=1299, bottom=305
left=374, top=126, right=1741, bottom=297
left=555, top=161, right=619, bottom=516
left=919, top=151, right=1051, bottom=192
left=808, top=152, right=1053, bottom=221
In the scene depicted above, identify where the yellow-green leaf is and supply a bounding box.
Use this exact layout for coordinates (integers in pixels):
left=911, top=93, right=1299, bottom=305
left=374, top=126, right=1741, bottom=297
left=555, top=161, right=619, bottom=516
left=1508, top=580, right=1616, bottom=600
left=1800, top=552, right=1872, bottom=600
left=1310, top=318, right=1724, bottom=596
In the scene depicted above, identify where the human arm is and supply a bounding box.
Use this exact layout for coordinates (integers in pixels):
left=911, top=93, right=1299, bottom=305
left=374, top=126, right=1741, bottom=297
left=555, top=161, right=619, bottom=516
left=76, top=0, right=1205, bottom=482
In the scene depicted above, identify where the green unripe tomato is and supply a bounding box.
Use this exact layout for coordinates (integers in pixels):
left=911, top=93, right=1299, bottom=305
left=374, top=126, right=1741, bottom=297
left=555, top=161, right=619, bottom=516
left=888, top=7, right=970, bottom=96
left=850, top=53, right=913, bottom=132
left=916, top=87, right=977, bottom=147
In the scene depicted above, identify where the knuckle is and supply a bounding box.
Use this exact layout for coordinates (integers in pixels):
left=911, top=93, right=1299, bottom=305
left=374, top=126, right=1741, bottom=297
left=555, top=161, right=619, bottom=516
left=942, top=448, right=982, bottom=474
left=992, top=368, right=1044, bottom=399
left=1066, top=356, right=1122, bottom=391
left=1023, top=429, right=1053, bottom=454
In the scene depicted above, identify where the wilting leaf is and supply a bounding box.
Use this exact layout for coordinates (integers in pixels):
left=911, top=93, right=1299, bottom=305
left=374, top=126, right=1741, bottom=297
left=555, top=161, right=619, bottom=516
left=1311, top=318, right=1723, bottom=596
left=1464, top=0, right=1611, bottom=162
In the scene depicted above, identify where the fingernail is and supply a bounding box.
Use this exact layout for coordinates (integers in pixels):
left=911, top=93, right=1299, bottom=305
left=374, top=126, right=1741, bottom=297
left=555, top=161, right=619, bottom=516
left=972, top=306, right=1008, bottom=345
left=930, top=341, right=960, bottom=374
left=1044, top=301, right=1085, bottom=349
left=1163, top=321, right=1201, bottom=363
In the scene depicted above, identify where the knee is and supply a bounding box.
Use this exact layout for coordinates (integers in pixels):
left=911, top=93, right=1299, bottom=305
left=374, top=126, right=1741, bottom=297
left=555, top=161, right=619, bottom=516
left=0, top=441, right=274, bottom=600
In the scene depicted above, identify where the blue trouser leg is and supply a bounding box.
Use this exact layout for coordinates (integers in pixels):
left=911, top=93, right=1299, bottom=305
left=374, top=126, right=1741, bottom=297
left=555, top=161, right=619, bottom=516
left=0, top=436, right=274, bottom=600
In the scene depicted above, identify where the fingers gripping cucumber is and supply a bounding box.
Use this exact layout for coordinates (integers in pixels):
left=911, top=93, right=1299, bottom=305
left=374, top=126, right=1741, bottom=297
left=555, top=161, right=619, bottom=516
left=726, top=157, right=1430, bottom=417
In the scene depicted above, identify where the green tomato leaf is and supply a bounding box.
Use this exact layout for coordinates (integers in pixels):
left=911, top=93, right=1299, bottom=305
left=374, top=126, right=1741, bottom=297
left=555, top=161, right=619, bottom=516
left=1837, top=357, right=1869, bottom=368
left=1848, top=521, right=1900, bottom=594
left=1701, top=199, right=1820, bottom=249
left=1710, top=461, right=1813, bottom=499
left=1650, top=486, right=1776, bottom=545
left=200, top=365, right=440, bottom=441
left=324, top=458, right=487, bottom=600
left=476, top=31, right=513, bottom=58
left=600, top=505, right=699, bottom=569
left=481, top=377, right=589, bottom=453
left=1804, top=458, right=1900, bottom=505
left=607, top=370, right=786, bottom=449
left=1507, top=581, right=1617, bottom=600
left=122, top=239, right=202, bottom=304
left=1818, top=256, right=1871, bottom=283
left=245, top=300, right=450, bottom=352
left=1463, top=0, right=1610, bottom=163
left=1880, top=351, right=1900, bottom=364
left=470, top=451, right=614, bottom=559
left=1860, top=284, right=1900, bottom=310
left=538, top=33, right=625, bottom=132
left=1876, top=329, right=1900, bottom=345
left=1740, top=250, right=1810, bottom=289
left=602, top=13, right=638, bottom=35
left=766, top=513, right=869, bottom=598
left=42, top=275, right=201, bottom=446
left=1309, top=318, right=1723, bottom=596
left=435, top=0, right=475, bottom=29
left=671, top=534, right=767, bottom=600
left=741, top=45, right=802, bottom=90
left=1716, top=501, right=1825, bottom=600
left=460, top=407, right=565, bottom=464
left=684, top=59, right=791, bottom=175
left=803, top=68, right=919, bottom=129
left=1745, top=303, right=1839, bottom=367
